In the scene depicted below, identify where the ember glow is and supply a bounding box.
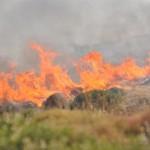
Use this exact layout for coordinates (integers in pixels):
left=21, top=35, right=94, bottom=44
left=0, top=43, right=149, bottom=106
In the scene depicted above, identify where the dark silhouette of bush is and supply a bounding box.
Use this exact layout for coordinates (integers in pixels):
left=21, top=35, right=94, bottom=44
left=0, top=101, right=19, bottom=113
left=71, top=88, right=124, bottom=111
left=0, top=101, right=38, bottom=113
left=43, top=93, right=67, bottom=109
left=19, top=101, right=37, bottom=110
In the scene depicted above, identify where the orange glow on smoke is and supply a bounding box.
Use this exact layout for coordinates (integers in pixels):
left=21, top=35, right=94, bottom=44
left=0, top=44, right=149, bottom=106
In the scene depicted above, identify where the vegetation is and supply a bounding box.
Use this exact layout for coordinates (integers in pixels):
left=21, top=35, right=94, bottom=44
left=71, top=88, right=124, bottom=111
left=0, top=87, right=149, bottom=150
left=0, top=109, right=149, bottom=150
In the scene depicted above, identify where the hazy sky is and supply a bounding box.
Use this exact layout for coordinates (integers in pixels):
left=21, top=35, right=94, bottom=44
left=0, top=0, right=150, bottom=69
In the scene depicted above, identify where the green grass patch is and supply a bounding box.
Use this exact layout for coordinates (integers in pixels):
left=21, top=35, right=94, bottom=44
left=0, top=110, right=149, bottom=150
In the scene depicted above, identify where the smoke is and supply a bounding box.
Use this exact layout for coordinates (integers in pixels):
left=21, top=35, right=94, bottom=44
left=0, top=0, right=150, bottom=70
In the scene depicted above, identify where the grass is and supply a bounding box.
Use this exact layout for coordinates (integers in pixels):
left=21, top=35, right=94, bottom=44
left=0, top=109, right=149, bottom=150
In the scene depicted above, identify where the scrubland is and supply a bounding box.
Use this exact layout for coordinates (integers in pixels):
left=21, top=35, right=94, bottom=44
left=0, top=86, right=150, bottom=150
left=0, top=109, right=149, bottom=150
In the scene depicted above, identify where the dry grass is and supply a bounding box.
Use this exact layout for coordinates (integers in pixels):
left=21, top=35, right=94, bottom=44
left=0, top=85, right=150, bottom=149
left=118, top=85, right=150, bottom=115
left=0, top=109, right=149, bottom=150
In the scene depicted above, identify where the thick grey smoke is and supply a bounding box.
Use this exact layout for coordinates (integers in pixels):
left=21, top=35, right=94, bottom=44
left=0, top=0, right=150, bottom=70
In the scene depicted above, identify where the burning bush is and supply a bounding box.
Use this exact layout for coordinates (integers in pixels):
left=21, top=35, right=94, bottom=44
left=0, top=44, right=149, bottom=106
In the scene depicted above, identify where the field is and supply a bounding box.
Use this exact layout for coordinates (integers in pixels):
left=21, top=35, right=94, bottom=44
left=0, top=109, right=149, bottom=150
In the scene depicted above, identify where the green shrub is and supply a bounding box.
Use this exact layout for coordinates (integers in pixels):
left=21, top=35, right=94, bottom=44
left=71, top=88, right=124, bottom=111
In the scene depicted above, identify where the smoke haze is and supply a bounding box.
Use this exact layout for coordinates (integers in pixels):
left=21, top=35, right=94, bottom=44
left=0, top=0, right=150, bottom=69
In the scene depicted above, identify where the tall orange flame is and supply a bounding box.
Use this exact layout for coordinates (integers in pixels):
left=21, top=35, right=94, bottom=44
left=0, top=44, right=149, bottom=106
left=77, top=51, right=150, bottom=89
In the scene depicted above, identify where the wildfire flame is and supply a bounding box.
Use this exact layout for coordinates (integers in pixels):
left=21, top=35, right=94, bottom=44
left=0, top=43, right=149, bottom=106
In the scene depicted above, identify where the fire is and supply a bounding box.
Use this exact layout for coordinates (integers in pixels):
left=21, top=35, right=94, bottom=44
left=0, top=43, right=149, bottom=106
left=77, top=51, right=150, bottom=90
